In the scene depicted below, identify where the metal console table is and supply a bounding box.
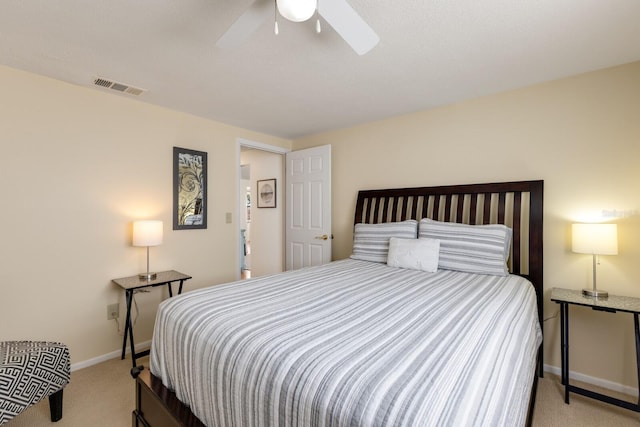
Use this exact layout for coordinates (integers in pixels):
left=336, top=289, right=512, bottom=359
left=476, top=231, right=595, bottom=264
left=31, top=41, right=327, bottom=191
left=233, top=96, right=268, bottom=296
left=113, top=270, right=192, bottom=367
left=551, top=287, right=640, bottom=412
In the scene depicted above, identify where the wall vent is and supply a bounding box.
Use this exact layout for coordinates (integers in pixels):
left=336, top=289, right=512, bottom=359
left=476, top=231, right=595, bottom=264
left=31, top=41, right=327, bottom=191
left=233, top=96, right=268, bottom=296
left=92, top=77, right=146, bottom=96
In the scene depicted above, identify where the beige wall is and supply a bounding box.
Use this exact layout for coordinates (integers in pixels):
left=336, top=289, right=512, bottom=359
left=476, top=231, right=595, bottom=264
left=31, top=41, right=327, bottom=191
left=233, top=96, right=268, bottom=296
left=294, top=61, right=640, bottom=391
left=0, top=65, right=291, bottom=364
left=240, top=149, right=285, bottom=276
left=2, top=59, right=640, bottom=392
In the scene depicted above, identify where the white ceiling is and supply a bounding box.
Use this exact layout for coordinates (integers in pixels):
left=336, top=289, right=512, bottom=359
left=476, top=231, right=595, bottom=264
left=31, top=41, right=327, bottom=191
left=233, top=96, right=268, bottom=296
left=1, top=0, right=640, bottom=139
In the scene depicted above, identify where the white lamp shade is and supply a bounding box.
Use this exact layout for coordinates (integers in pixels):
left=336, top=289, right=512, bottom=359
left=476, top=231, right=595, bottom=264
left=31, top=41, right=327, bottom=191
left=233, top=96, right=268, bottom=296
left=133, top=220, right=163, bottom=247
left=277, top=0, right=317, bottom=22
left=572, top=223, right=618, bottom=255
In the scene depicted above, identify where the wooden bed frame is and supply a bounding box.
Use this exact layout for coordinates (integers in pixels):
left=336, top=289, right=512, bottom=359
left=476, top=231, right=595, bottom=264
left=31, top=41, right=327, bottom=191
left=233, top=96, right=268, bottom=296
left=354, top=180, right=545, bottom=374
left=132, top=180, right=544, bottom=427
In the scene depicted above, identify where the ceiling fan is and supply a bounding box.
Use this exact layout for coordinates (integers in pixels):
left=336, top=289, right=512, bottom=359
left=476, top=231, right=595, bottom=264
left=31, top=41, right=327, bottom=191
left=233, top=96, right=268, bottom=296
left=216, top=0, right=379, bottom=55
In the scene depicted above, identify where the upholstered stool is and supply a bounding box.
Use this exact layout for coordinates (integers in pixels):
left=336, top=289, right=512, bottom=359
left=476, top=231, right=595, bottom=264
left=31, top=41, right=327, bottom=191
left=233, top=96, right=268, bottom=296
left=0, top=341, right=70, bottom=424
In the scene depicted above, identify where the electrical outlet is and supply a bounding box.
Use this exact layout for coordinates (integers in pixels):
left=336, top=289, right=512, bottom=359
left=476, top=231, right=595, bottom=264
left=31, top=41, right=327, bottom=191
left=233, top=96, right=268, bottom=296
left=107, top=303, right=119, bottom=320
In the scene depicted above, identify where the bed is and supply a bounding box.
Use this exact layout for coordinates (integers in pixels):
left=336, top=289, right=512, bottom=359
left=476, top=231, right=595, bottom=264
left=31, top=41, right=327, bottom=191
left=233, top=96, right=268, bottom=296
left=132, top=180, right=544, bottom=427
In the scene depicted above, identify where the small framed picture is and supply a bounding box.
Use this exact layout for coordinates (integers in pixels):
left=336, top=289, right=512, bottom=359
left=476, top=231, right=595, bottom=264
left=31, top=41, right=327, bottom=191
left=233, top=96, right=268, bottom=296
left=257, top=179, right=276, bottom=208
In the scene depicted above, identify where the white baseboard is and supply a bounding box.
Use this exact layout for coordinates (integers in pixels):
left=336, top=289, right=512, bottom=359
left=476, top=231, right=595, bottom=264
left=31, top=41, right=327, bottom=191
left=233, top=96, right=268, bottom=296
left=70, top=340, right=151, bottom=372
left=69, top=349, right=637, bottom=399
left=544, top=364, right=638, bottom=398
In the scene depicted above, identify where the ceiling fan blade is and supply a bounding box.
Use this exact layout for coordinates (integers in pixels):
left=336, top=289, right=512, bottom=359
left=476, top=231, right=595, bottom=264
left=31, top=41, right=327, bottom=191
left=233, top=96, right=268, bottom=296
left=318, top=0, right=379, bottom=55
left=216, top=0, right=272, bottom=49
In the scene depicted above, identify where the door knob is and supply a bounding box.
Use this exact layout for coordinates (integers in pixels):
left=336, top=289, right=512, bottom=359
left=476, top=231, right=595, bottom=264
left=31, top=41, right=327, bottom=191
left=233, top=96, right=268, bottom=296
left=315, top=234, right=328, bottom=240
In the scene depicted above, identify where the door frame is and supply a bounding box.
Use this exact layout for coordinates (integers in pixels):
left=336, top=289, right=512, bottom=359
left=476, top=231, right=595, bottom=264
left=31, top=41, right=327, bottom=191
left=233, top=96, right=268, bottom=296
left=236, top=138, right=290, bottom=280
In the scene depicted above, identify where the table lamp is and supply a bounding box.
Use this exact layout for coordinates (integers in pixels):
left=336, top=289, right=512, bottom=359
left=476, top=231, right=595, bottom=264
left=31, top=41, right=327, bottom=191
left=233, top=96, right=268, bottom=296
left=571, top=223, right=618, bottom=298
left=133, top=220, right=163, bottom=280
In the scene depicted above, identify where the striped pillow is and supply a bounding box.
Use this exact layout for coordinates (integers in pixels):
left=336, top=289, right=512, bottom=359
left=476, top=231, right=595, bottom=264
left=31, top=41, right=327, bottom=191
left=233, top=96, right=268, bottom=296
left=418, top=218, right=512, bottom=276
left=351, top=220, right=418, bottom=263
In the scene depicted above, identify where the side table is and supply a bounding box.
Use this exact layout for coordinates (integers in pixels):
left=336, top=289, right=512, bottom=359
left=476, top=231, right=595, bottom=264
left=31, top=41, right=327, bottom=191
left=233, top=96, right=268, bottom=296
left=112, top=270, right=192, bottom=367
left=550, top=287, right=640, bottom=412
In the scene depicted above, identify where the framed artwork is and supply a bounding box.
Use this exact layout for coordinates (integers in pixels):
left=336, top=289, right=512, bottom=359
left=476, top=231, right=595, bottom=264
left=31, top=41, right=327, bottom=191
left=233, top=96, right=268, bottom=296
left=257, top=179, right=276, bottom=208
left=173, top=147, right=207, bottom=230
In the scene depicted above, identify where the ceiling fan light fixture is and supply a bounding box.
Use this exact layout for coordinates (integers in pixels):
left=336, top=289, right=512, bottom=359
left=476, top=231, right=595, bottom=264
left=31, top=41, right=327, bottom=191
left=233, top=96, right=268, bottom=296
left=277, top=0, right=317, bottom=22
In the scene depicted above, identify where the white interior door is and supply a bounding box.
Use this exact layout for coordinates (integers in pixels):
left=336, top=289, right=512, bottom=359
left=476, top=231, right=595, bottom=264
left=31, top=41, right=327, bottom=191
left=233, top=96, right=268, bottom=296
left=285, top=145, right=331, bottom=270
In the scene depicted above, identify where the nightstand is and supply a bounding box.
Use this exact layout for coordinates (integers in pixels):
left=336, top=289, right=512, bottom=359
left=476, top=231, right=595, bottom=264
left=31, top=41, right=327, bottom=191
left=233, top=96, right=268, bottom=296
left=113, top=270, right=192, bottom=368
left=551, top=287, right=640, bottom=412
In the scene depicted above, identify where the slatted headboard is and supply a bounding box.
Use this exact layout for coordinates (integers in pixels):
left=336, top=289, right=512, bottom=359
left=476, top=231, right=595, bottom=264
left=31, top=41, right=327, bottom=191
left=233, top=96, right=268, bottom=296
left=354, top=180, right=544, bottom=375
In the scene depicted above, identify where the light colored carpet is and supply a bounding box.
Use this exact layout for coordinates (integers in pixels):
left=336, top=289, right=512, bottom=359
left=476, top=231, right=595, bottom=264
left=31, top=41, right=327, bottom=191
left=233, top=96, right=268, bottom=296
left=4, top=356, right=146, bottom=427
left=5, top=357, right=640, bottom=426
left=532, top=373, right=640, bottom=426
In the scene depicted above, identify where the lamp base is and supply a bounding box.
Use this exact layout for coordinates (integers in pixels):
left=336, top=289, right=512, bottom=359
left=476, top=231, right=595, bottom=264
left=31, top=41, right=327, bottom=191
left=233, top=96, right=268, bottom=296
left=139, top=272, right=157, bottom=281
left=582, top=288, right=608, bottom=298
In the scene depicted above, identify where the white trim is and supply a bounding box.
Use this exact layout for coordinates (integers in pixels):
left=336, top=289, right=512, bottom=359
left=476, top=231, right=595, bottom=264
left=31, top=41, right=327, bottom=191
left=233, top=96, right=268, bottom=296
left=70, top=340, right=151, bottom=372
left=237, top=138, right=290, bottom=154
left=544, top=364, right=638, bottom=398
left=236, top=138, right=291, bottom=280
left=68, top=346, right=636, bottom=399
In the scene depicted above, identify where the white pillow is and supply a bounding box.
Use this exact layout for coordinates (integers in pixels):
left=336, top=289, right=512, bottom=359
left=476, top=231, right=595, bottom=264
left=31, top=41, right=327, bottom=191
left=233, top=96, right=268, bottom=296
left=351, top=220, right=418, bottom=263
left=387, top=237, right=440, bottom=273
left=418, top=218, right=512, bottom=276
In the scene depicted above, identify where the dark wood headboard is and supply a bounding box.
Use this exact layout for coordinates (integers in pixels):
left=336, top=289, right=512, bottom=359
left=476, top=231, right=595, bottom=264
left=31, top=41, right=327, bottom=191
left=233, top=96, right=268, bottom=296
left=354, top=180, right=544, bottom=375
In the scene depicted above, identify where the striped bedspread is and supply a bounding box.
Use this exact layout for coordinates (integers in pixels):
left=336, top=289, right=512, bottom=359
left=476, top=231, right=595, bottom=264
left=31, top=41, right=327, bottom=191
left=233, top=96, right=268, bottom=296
left=150, top=259, right=542, bottom=427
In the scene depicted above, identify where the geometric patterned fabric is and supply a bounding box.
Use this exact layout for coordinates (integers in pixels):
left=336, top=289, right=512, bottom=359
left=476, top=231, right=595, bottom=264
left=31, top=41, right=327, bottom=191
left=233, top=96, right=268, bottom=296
left=0, top=341, right=70, bottom=425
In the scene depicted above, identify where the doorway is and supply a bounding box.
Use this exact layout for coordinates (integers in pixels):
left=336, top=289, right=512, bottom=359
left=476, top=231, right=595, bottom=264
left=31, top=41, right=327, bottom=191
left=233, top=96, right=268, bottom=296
left=239, top=164, right=251, bottom=278
left=237, top=139, right=289, bottom=280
